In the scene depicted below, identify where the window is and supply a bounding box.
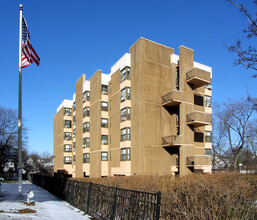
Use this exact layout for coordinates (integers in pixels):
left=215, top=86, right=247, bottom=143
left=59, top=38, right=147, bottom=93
left=83, top=153, right=90, bottom=163
left=205, top=131, right=212, bottom=142
left=83, top=122, right=90, bottom=132
left=101, top=102, right=108, bottom=111
left=73, top=115, right=76, bottom=125
left=205, top=149, right=212, bottom=155
left=83, top=138, right=90, bottom=148
left=64, top=156, right=72, bottom=164
left=120, top=67, right=130, bottom=82
left=83, top=91, right=90, bottom=102
left=73, top=142, right=76, bottom=151
left=120, top=127, right=131, bottom=141
left=205, top=83, right=212, bottom=90
left=86, top=137, right=90, bottom=147
left=194, top=132, right=204, bottom=142
left=64, top=132, right=72, bottom=140
left=83, top=137, right=90, bottom=148
left=83, top=107, right=90, bottom=117
left=73, top=129, right=76, bottom=136
left=101, top=135, right=108, bottom=145
left=64, top=120, right=71, bottom=128
left=121, top=87, right=131, bottom=102
left=64, top=108, right=72, bottom=116
left=83, top=107, right=86, bottom=117
left=101, top=118, right=108, bottom=128
left=205, top=96, right=212, bottom=107
left=73, top=102, right=76, bottom=111
left=121, top=148, right=131, bottom=161
left=121, top=148, right=126, bottom=161
left=102, top=85, right=108, bottom=95
left=73, top=155, right=76, bottom=164
left=194, top=94, right=203, bottom=106
left=121, top=107, right=131, bottom=121
left=101, top=152, right=108, bottom=161
left=64, top=144, right=72, bottom=152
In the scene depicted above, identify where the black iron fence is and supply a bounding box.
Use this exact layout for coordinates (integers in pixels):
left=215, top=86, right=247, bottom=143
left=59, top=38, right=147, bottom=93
left=29, top=174, right=161, bottom=220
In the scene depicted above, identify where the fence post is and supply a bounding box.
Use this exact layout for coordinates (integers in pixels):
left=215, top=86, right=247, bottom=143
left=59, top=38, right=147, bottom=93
left=111, top=186, right=118, bottom=220
left=87, top=182, right=92, bottom=214
left=156, top=191, right=161, bottom=220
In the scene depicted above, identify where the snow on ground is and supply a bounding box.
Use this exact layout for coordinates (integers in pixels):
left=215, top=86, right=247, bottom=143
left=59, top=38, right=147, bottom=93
left=0, top=181, right=91, bottom=219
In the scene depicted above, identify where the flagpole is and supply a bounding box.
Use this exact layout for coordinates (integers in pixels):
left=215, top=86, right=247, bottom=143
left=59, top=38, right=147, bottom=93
left=17, top=4, right=23, bottom=199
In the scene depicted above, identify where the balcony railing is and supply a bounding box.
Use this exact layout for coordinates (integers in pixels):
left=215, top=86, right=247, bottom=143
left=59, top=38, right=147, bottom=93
left=186, top=68, right=211, bottom=88
left=162, top=135, right=182, bottom=146
left=187, top=111, right=212, bottom=127
left=186, top=155, right=212, bottom=167
left=186, top=157, right=194, bottom=167
left=162, top=90, right=183, bottom=107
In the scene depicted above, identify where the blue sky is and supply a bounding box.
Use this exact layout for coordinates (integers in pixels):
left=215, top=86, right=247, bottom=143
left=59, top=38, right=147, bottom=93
left=1, top=0, right=256, bottom=155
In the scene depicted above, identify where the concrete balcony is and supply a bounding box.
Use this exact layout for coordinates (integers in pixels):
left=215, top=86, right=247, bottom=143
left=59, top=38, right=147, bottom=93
left=162, top=135, right=182, bottom=147
left=187, top=155, right=212, bottom=173
left=186, top=68, right=211, bottom=88
left=162, top=90, right=183, bottom=107
left=187, top=111, right=212, bottom=127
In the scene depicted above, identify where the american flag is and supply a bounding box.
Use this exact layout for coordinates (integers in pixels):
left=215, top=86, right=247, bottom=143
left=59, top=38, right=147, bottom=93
left=22, top=16, right=40, bottom=68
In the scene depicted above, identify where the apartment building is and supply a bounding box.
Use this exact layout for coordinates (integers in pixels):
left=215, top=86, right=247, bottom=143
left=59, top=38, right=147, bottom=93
left=53, top=37, right=212, bottom=178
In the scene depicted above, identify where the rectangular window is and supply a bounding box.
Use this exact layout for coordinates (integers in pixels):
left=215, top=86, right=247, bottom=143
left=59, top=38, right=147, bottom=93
left=127, top=148, right=131, bottom=160
left=205, top=96, right=212, bottom=107
left=205, top=149, right=212, bottom=155
left=73, top=102, right=76, bottom=111
left=101, top=102, right=108, bottom=111
left=121, top=148, right=127, bottom=161
left=83, top=138, right=86, bottom=148
left=101, top=118, right=108, bottom=128
left=83, top=107, right=90, bottom=117
left=83, top=153, right=90, bottom=163
left=83, top=122, right=90, bottom=132
left=205, top=83, right=212, bottom=90
left=205, top=131, right=212, bottom=142
left=83, top=91, right=90, bottom=102
left=83, top=107, right=87, bottom=117
left=73, top=115, right=76, bottom=125
left=73, top=142, right=76, bottom=151
left=121, top=107, right=131, bottom=121
left=120, top=67, right=131, bottom=82
left=64, top=132, right=72, bottom=140
left=101, top=152, right=108, bottom=161
left=102, top=85, right=108, bottom=95
left=64, top=120, right=71, bottom=128
left=64, top=108, right=72, bottom=116
left=121, top=87, right=131, bottom=102
left=194, top=132, right=204, bottom=142
left=64, top=156, right=72, bottom=164
left=73, top=129, right=76, bottom=136
left=83, top=137, right=90, bottom=148
left=64, top=144, right=72, bottom=152
left=86, top=107, right=90, bottom=116
left=121, top=148, right=131, bottom=161
left=86, top=137, right=90, bottom=147
left=73, top=155, right=76, bottom=164
left=101, top=135, right=108, bottom=145
left=194, top=94, right=203, bottom=106
left=120, top=127, right=131, bottom=141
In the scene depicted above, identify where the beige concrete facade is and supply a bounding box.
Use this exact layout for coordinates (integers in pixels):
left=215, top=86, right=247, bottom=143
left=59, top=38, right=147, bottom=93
left=54, top=37, right=212, bottom=177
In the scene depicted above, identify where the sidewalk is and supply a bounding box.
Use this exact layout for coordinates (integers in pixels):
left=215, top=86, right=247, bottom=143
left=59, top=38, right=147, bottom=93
left=0, top=181, right=91, bottom=219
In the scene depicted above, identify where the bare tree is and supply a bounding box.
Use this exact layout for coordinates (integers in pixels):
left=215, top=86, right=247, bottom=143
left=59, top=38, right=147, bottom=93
left=0, top=106, right=28, bottom=175
left=226, top=0, right=257, bottom=78
left=213, top=98, right=257, bottom=171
